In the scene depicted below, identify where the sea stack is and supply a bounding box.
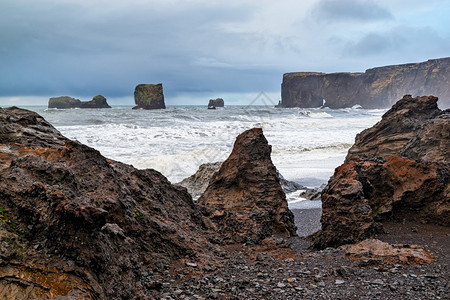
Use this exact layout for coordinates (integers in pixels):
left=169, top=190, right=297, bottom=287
left=133, top=83, right=166, bottom=109
left=48, top=95, right=111, bottom=109
left=208, top=98, right=224, bottom=108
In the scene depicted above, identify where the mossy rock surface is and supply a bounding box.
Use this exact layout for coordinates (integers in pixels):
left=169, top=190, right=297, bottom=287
left=48, top=95, right=111, bottom=109
left=48, top=96, right=82, bottom=109
left=133, top=84, right=166, bottom=109
left=80, top=95, right=111, bottom=108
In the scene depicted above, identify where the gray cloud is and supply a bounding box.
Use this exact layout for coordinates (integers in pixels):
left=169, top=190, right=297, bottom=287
left=0, top=0, right=449, bottom=105
left=343, top=26, right=450, bottom=59
left=312, top=0, right=393, bottom=22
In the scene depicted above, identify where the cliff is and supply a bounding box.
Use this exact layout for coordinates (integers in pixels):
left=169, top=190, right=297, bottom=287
left=48, top=95, right=111, bottom=109
left=311, top=95, right=449, bottom=249
left=133, top=84, right=166, bottom=109
left=281, top=58, right=450, bottom=109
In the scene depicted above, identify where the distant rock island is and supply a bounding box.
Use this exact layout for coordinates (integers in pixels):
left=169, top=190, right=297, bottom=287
left=208, top=98, right=224, bottom=108
left=281, top=58, right=450, bottom=109
left=133, top=83, right=166, bottom=109
left=48, top=95, right=111, bottom=109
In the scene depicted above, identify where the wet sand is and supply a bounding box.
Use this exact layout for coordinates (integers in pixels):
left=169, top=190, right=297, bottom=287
left=291, top=207, right=322, bottom=237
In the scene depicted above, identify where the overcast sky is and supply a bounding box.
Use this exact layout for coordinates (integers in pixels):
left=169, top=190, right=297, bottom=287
left=1, top=0, right=449, bottom=105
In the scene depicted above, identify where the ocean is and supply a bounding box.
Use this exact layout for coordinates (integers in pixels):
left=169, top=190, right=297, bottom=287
left=28, top=105, right=385, bottom=209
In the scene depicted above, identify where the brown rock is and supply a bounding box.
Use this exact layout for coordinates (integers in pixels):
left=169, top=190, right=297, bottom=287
left=176, top=162, right=222, bottom=199
left=311, top=95, right=449, bottom=250
left=198, top=128, right=297, bottom=244
left=0, top=107, right=221, bottom=299
left=347, top=95, right=448, bottom=163
left=341, top=239, right=434, bottom=264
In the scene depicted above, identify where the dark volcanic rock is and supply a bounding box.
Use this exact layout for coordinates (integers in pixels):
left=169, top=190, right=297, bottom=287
left=198, top=128, right=297, bottom=244
left=177, top=162, right=304, bottom=200
left=0, top=107, right=220, bottom=299
left=177, top=162, right=222, bottom=200
left=48, top=96, right=82, bottom=109
left=133, top=83, right=166, bottom=109
left=208, top=98, right=224, bottom=108
left=311, top=95, right=449, bottom=250
left=48, top=95, right=111, bottom=109
left=80, top=95, right=111, bottom=108
left=281, top=58, right=450, bottom=108
left=347, top=95, right=449, bottom=163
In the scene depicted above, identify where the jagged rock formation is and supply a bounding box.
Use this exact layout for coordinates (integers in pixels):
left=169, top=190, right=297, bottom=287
left=48, top=95, right=111, bottom=109
left=177, top=162, right=304, bottom=200
left=281, top=58, right=450, bottom=109
left=208, top=98, right=224, bottom=108
left=0, top=109, right=298, bottom=299
left=177, top=162, right=222, bottom=200
left=133, top=84, right=166, bottom=109
left=311, top=95, right=449, bottom=250
left=0, top=107, right=221, bottom=299
left=346, top=95, right=449, bottom=163
left=197, top=128, right=297, bottom=244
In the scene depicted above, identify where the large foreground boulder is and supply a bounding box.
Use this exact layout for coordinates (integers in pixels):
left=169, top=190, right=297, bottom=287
left=133, top=83, right=166, bottom=109
left=0, top=107, right=218, bottom=299
left=311, top=95, right=449, bottom=249
left=198, top=128, right=297, bottom=244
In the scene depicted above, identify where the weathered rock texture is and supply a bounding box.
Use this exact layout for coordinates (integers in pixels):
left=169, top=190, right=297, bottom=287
left=340, top=239, right=434, bottom=264
left=208, top=98, right=224, bottom=108
left=177, top=162, right=304, bottom=200
left=0, top=109, right=298, bottom=299
left=177, top=162, right=222, bottom=200
left=198, top=128, right=297, bottom=244
left=281, top=58, right=450, bottom=109
left=347, top=95, right=449, bottom=163
left=48, top=95, right=111, bottom=109
left=133, top=83, right=166, bottom=109
left=311, top=95, right=449, bottom=249
left=0, top=107, right=221, bottom=299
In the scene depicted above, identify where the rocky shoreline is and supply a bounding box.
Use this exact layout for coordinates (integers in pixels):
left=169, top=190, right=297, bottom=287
left=0, top=95, right=448, bottom=299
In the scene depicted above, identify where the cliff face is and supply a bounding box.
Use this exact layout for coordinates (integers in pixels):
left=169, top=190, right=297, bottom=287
left=311, top=95, right=449, bottom=250
left=133, top=84, right=166, bottom=109
left=281, top=58, right=450, bottom=109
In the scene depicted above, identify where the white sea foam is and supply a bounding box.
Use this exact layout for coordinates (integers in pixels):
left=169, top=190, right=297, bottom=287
left=31, top=106, right=384, bottom=194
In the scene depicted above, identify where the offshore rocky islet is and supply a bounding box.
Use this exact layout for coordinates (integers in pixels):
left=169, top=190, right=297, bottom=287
left=48, top=95, right=111, bottom=109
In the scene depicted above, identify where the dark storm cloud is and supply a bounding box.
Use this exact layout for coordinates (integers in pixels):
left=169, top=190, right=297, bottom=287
left=1, top=0, right=449, bottom=105
left=0, top=0, right=272, bottom=98
left=312, top=0, right=393, bottom=22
